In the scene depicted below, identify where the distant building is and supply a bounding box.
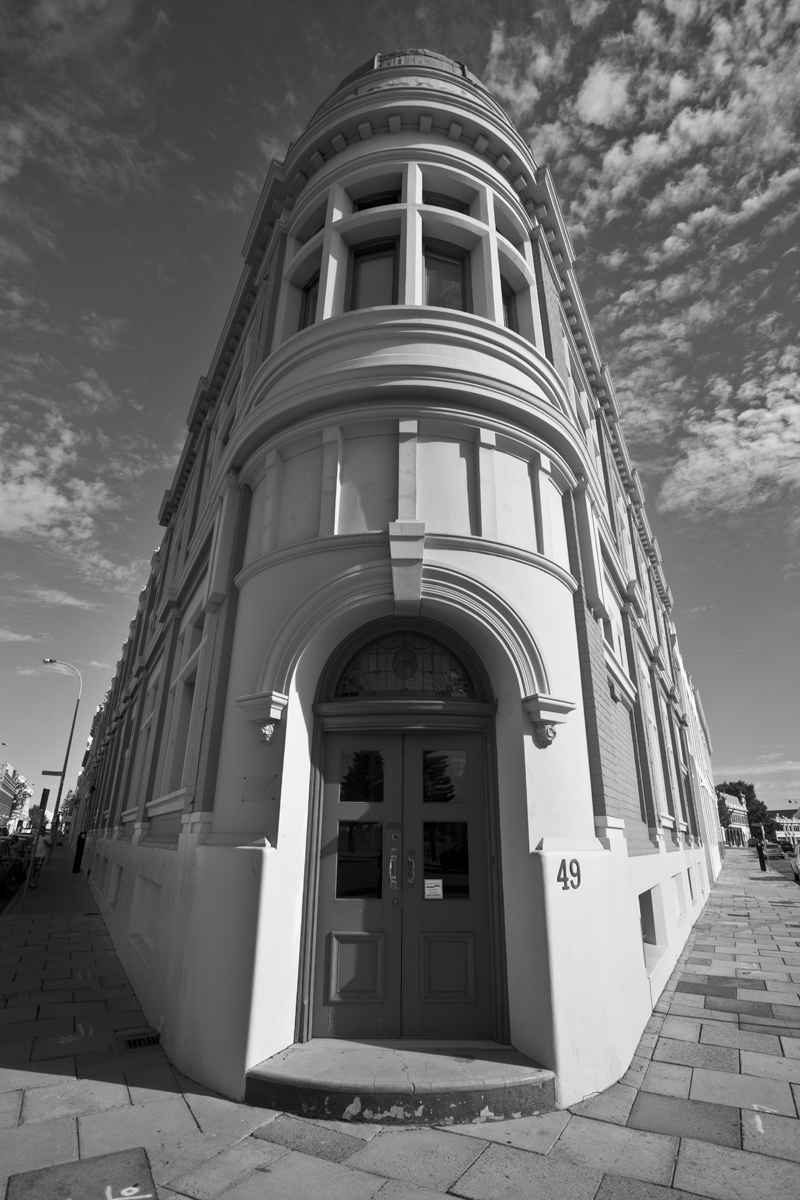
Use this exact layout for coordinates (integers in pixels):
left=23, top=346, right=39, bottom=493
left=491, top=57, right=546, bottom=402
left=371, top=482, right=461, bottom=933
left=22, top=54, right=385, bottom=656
left=76, top=50, right=721, bottom=1111
left=768, top=804, right=800, bottom=846
left=718, top=792, right=749, bottom=846
left=0, top=763, right=17, bottom=830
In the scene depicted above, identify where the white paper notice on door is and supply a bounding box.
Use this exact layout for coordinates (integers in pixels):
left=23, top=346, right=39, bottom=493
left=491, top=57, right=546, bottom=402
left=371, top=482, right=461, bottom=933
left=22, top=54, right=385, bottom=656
left=424, top=879, right=443, bottom=900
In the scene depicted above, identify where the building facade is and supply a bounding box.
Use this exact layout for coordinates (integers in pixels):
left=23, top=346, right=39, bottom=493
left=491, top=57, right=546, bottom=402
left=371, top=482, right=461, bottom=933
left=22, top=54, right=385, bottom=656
left=76, top=50, right=721, bottom=1109
left=718, top=792, right=749, bottom=847
left=0, top=764, right=18, bottom=831
left=768, top=806, right=800, bottom=846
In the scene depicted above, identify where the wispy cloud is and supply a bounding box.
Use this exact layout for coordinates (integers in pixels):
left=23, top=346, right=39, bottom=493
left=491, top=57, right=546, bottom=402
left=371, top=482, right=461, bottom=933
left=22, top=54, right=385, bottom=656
left=190, top=170, right=263, bottom=217
left=24, top=586, right=102, bottom=610
left=0, top=627, right=45, bottom=642
left=0, top=1, right=164, bottom=202
left=79, top=311, right=129, bottom=353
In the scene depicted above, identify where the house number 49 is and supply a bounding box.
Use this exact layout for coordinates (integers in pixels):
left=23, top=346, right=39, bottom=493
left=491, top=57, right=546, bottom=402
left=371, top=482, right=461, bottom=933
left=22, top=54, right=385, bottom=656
left=557, top=859, right=581, bottom=890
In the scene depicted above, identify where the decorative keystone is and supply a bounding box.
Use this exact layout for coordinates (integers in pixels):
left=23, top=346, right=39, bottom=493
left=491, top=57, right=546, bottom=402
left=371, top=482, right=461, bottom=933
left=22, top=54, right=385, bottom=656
left=388, top=521, right=425, bottom=616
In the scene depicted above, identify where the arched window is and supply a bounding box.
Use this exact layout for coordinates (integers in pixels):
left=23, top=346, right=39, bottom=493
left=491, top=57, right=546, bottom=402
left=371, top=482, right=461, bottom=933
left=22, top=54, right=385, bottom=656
left=334, top=631, right=476, bottom=699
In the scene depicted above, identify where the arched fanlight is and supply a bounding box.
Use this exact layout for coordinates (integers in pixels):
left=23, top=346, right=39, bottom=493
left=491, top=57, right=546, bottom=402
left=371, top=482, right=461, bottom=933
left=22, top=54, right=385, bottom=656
left=334, top=631, right=476, bottom=699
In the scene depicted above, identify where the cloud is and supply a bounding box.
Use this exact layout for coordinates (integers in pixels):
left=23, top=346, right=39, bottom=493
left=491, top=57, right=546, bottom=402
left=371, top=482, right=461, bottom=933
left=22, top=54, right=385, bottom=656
left=479, top=5, right=800, bottom=582
left=86, top=660, right=111, bottom=668
left=70, top=367, right=123, bottom=413
left=657, top=347, right=800, bottom=532
left=79, top=311, right=129, bottom=353
left=715, top=760, right=800, bottom=779
left=0, top=627, right=44, bottom=642
left=0, top=376, right=168, bottom=594
left=25, top=586, right=102, bottom=610
left=576, top=63, right=631, bottom=127
left=190, top=170, right=262, bottom=217
left=0, top=1, right=163, bottom=201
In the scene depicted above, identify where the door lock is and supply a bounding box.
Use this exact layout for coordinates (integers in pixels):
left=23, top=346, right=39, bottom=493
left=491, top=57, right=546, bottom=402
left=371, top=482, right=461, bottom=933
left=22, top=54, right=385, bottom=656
left=389, top=847, right=399, bottom=890
left=407, top=850, right=416, bottom=884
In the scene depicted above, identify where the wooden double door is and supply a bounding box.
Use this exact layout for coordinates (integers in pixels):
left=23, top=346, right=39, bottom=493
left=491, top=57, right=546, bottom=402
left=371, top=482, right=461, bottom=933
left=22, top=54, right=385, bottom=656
left=312, top=729, right=495, bottom=1039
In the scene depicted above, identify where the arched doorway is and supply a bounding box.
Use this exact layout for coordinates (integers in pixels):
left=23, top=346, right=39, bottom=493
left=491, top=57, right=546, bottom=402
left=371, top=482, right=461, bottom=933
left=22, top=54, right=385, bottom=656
left=301, top=622, right=506, bottom=1041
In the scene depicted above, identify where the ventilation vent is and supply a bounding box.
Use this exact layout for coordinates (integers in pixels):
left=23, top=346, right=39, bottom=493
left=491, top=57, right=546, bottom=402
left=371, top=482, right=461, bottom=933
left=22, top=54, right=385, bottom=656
left=111, top=1027, right=161, bottom=1052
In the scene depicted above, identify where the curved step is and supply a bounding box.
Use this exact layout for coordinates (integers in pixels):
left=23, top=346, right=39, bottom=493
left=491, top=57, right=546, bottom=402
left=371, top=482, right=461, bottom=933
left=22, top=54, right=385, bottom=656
left=245, top=1039, right=556, bottom=1125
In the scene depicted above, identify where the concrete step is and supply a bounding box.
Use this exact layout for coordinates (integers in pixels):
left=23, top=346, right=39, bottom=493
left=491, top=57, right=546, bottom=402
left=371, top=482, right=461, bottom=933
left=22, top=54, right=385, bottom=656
left=245, top=1038, right=556, bottom=1125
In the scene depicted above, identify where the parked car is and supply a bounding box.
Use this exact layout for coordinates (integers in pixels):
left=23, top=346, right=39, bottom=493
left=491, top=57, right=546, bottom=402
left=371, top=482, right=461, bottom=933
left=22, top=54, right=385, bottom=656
left=791, top=844, right=800, bottom=884
left=764, top=842, right=785, bottom=859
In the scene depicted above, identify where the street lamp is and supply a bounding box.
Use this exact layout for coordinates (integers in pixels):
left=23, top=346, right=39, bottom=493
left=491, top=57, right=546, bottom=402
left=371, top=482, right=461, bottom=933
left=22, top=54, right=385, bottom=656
left=41, top=659, right=82, bottom=864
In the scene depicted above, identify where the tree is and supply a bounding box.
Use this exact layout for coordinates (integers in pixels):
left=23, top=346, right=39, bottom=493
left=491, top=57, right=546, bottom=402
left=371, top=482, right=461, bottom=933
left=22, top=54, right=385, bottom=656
left=716, top=795, right=732, bottom=830
left=716, top=780, right=776, bottom=840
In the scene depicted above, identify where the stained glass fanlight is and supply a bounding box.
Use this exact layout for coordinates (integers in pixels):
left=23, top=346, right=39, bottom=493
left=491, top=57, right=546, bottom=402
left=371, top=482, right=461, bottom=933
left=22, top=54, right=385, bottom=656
left=334, top=631, right=476, bottom=699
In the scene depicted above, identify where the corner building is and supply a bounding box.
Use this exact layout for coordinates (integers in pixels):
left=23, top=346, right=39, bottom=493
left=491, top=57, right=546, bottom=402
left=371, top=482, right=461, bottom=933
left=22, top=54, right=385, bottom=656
left=78, top=51, right=723, bottom=1111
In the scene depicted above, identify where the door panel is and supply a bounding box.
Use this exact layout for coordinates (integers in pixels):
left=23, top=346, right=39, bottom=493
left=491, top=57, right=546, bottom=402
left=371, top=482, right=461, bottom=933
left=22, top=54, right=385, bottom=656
left=312, top=728, right=493, bottom=1038
left=401, top=732, right=492, bottom=1037
left=312, top=734, right=402, bottom=1036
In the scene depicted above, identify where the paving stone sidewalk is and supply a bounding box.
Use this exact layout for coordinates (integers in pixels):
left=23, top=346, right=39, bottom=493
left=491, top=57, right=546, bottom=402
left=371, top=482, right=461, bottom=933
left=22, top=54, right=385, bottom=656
left=1, top=845, right=799, bottom=1200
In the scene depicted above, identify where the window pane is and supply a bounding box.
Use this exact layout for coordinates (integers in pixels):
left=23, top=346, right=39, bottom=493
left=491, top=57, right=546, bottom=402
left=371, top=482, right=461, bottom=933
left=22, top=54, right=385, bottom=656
left=423, top=750, right=468, bottom=803
left=336, top=822, right=383, bottom=898
left=355, top=192, right=400, bottom=210
left=354, top=251, right=395, bottom=308
left=423, top=821, right=469, bottom=898
left=422, top=191, right=470, bottom=214
left=502, top=288, right=516, bottom=331
left=426, top=253, right=464, bottom=310
left=300, top=276, right=319, bottom=330
left=339, top=751, right=384, bottom=803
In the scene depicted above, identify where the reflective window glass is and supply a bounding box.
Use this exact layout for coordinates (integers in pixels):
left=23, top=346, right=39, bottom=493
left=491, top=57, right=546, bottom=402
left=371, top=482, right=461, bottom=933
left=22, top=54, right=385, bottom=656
left=423, top=821, right=469, bottom=898
left=336, top=822, right=383, bottom=898
left=339, top=751, right=384, bottom=803
left=425, top=250, right=466, bottom=311
left=423, top=750, right=468, bottom=803
left=422, top=191, right=470, bottom=214
left=355, top=191, right=400, bottom=210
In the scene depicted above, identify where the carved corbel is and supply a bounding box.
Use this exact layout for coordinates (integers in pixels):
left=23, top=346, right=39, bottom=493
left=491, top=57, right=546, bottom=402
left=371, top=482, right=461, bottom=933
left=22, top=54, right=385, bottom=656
left=522, top=693, right=576, bottom=749
left=236, top=691, right=289, bottom=739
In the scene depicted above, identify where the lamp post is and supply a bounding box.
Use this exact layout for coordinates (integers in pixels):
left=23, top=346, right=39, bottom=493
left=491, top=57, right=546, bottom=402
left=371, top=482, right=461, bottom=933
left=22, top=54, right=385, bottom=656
left=41, top=659, right=82, bottom=865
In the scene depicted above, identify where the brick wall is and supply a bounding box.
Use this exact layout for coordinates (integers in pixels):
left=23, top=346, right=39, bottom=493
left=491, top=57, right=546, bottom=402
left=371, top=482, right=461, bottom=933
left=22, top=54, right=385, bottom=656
left=564, top=491, right=657, bottom=856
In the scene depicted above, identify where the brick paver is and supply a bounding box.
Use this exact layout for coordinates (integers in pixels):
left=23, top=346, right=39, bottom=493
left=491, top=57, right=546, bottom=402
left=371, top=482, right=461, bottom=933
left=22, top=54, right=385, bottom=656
left=1, top=845, right=799, bottom=1200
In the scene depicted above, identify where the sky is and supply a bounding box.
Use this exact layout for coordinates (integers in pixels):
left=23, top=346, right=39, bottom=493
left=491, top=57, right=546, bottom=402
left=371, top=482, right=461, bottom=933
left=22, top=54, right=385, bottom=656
left=0, top=0, right=798, bottom=815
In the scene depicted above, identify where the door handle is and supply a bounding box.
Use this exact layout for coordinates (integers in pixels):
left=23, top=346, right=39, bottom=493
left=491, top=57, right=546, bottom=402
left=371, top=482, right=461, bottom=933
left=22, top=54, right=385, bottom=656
left=407, top=850, right=416, bottom=885
left=389, top=847, right=399, bottom=890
